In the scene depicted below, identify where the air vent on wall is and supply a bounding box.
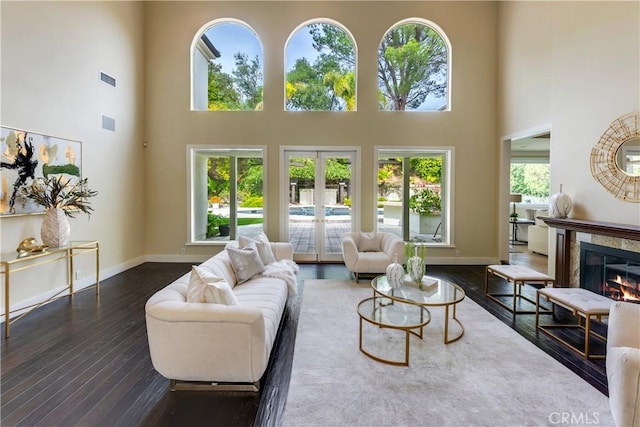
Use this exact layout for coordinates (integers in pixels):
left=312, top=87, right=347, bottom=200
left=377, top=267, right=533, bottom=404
left=100, top=71, right=116, bottom=87
left=102, top=115, right=115, bottom=132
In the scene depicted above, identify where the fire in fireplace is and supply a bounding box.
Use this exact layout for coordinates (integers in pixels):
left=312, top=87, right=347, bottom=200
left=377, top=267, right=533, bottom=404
left=580, top=242, right=640, bottom=303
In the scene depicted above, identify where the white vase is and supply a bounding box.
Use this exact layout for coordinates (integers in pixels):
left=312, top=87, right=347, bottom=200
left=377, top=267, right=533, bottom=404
left=407, top=255, right=424, bottom=285
left=386, top=254, right=405, bottom=289
left=41, top=208, right=70, bottom=247
left=549, top=184, right=572, bottom=218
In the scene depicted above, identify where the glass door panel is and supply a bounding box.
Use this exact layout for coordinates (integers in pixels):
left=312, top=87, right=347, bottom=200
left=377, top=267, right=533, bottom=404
left=321, top=153, right=353, bottom=261
left=285, top=150, right=356, bottom=262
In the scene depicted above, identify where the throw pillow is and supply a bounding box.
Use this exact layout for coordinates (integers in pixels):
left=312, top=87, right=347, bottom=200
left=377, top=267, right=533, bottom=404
left=227, top=241, right=266, bottom=284
left=186, top=266, right=238, bottom=305
left=239, top=234, right=277, bottom=265
left=360, top=232, right=380, bottom=252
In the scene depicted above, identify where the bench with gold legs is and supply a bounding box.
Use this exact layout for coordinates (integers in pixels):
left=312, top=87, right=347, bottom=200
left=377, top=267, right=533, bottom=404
left=485, top=265, right=555, bottom=315
left=535, top=287, right=613, bottom=359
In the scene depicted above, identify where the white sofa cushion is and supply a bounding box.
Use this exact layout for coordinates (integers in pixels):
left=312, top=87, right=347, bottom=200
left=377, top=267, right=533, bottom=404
left=227, top=242, right=265, bottom=284
left=187, top=266, right=237, bottom=305
left=239, top=233, right=276, bottom=265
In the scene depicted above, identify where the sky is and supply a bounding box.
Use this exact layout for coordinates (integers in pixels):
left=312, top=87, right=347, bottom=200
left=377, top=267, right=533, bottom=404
left=204, top=23, right=316, bottom=75
left=204, top=22, right=446, bottom=110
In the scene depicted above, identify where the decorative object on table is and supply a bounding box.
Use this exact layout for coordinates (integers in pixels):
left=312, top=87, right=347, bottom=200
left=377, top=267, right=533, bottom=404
left=21, top=175, right=97, bottom=247
left=16, top=237, right=48, bottom=257
left=549, top=184, right=572, bottom=218
left=509, top=193, right=521, bottom=219
left=405, top=240, right=427, bottom=287
left=590, top=110, right=640, bottom=202
left=385, top=253, right=405, bottom=289
left=0, top=126, right=82, bottom=215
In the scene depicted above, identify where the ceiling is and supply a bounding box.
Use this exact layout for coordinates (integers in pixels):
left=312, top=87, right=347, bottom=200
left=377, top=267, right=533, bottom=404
left=511, top=132, right=550, bottom=161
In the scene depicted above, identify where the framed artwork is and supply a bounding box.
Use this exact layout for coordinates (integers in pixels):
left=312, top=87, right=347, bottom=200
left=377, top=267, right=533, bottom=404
left=0, top=126, right=82, bottom=216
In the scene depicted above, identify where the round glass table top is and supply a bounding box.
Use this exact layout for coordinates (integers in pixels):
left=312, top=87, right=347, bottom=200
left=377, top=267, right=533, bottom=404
left=372, top=274, right=466, bottom=307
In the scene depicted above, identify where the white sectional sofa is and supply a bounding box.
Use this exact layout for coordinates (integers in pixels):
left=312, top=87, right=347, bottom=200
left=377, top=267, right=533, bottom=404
left=145, top=240, right=296, bottom=391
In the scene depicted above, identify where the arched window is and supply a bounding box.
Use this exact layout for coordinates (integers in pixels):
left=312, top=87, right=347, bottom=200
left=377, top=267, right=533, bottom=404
left=285, top=20, right=357, bottom=111
left=191, top=19, right=264, bottom=111
left=378, top=19, right=450, bottom=111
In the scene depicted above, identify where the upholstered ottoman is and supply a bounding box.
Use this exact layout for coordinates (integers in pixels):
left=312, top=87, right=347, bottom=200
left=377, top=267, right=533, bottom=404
left=535, top=287, right=614, bottom=359
left=485, top=265, right=555, bottom=314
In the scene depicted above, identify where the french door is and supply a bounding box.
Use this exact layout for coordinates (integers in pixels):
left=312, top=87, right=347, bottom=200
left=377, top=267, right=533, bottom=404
left=284, top=150, right=356, bottom=262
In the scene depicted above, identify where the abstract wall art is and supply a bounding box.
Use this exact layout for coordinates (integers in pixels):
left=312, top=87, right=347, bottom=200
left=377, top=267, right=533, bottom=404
left=0, top=126, right=82, bottom=216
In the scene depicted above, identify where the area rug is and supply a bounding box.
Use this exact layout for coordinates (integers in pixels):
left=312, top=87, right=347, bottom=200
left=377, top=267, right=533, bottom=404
left=283, top=280, right=613, bottom=427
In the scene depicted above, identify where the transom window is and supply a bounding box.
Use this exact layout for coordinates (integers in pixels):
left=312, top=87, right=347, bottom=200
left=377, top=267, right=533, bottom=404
left=285, top=20, right=357, bottom=111
left=378, top=20, right=450, bottom=111
left=191, top=20, right=264, bottom=111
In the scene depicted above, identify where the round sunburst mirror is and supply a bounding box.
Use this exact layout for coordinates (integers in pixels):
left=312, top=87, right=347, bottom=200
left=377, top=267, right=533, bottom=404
left=590, top=111, right=640, bottom=202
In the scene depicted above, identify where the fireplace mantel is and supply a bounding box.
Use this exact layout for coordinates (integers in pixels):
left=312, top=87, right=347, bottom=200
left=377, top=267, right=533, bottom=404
left=541, top=217, right=640, bottom=286
left=541, top=217, right=640, bottom=241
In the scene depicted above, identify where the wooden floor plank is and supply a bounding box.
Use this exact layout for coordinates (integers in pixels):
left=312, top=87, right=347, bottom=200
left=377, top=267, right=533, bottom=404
left=0, top=262, right=608, bottom=426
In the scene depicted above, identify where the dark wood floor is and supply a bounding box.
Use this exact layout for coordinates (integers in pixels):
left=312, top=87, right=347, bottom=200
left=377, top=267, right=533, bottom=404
left=1, top=262, right=608, bottom=426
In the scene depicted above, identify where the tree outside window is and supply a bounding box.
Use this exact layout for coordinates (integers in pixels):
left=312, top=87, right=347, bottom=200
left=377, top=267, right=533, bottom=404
left=378, top=21, right=449, bottom=111
left=285, top=22, right=356, bottom=111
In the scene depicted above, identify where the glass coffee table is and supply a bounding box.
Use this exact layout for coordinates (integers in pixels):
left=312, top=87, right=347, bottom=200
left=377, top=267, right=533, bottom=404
left=371, top=274, right=466, bottom=344
left=357, top=296, right=431, bottom=366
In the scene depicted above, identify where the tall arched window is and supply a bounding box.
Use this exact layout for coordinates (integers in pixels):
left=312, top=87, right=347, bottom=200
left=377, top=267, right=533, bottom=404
left=191, top=19, right=264, bottom=111
left=285, top=20, right=357, bottom=111
left=378, top=19, right=451, bottom=111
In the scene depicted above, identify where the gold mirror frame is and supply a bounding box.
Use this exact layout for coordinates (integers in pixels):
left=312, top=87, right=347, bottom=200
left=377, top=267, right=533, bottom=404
left=590, top=111, right=640, bottom=202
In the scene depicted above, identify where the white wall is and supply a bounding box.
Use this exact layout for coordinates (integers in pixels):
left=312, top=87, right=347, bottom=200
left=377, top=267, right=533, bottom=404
left=0, top=1, right=146, bottom=309
left=498, top=1, right=640, bottom=274
left=143, top=1, right=500, bottom=263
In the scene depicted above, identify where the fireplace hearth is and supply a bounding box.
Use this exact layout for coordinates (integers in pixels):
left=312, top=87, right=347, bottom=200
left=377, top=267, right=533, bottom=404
left=580, top=242, right=640, bottom=303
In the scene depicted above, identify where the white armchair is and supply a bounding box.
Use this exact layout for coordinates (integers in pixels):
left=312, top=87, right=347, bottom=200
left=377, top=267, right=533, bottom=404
left=341, top=231, right=405, bottom=282
left=606, top=301, right=640, bottom=427
left=528, top=209, right=549, bottom=255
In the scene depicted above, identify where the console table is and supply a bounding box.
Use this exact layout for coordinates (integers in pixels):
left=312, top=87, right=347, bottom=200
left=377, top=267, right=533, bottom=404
left=1, top=240, right=99, bottom=338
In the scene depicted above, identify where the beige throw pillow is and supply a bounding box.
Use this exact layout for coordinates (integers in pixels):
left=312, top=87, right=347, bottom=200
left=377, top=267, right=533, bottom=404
left=186, top=266, right=238, bottom=305
left=227, top=241, right=266, bottom=283
left=359, top=232, right=380, bottom=252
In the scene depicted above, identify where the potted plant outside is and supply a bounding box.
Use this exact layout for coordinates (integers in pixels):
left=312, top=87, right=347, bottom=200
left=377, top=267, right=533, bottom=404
left=409, top=188, right=442, bottom=234
left=207, top=213, right=230, bottom=237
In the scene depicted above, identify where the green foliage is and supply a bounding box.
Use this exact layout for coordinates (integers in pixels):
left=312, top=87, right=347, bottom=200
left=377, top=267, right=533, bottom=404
left=410, top=157, right=442, bottom=183
left=21, top=175, right=98, bottom=218
left=42, top=164, right=80, bottom=178
left=208, top=52, right=263, bottom=111
left=238, top=159, right=263, bottom=196
left=208, top=157, right=230, bottom=200
left=343, top=196, right=351, bottom=207
left=378, top=23, right=447, bottom=110
left=208, top=62, right=241, bottom=110
left=404, top=240, right=428, bottom=260
left=409, top=188, right=441, bottom=215
left=286, top=24, right=356, bottom=111
left=510, top=164, right=550, bottom=197
left=241, top=195, right=263, bottom=207
left=233, top=53, right=263, bottom=110
left=207, top=213, right=229, bottom=238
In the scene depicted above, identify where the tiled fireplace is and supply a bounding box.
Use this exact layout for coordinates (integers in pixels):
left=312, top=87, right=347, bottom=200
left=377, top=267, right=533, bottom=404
left=580, top=242, right=640, bottom=302
left=541, top=217, right=640, bottom=295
